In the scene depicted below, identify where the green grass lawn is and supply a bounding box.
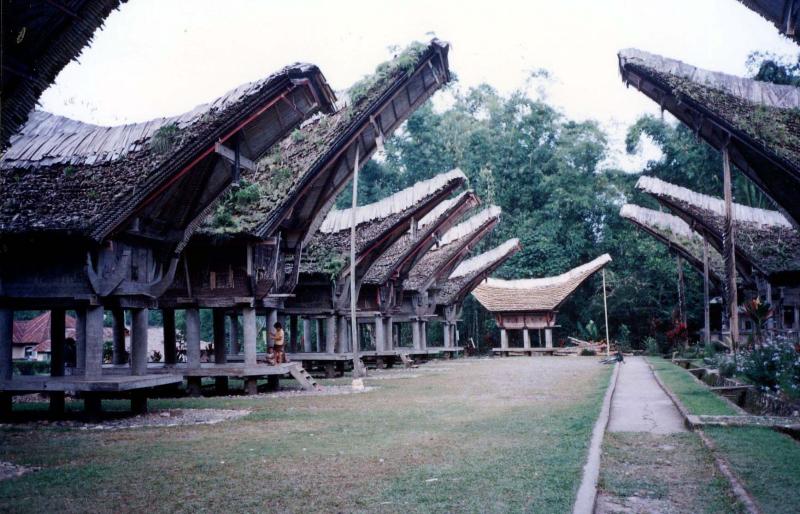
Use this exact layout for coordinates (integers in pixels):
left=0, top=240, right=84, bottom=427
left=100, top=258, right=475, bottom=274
left=0, top=358, right=610, bottom=513
left=647, top=357, right=800, bottom=514
left=647, top=357, right=738, bottom=415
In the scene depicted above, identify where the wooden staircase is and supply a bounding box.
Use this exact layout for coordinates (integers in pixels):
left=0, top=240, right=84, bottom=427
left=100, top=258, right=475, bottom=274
left=288, top=364, right=320, bottom=391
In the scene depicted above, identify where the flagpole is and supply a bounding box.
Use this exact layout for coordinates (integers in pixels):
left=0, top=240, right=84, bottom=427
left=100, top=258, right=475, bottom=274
left=350, top=146, right=362, bottom=378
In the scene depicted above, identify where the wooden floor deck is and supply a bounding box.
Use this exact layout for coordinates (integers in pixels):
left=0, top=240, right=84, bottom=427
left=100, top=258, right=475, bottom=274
left=0, top=374, right=182, bottom=393
left=492, top=348, right=559, bottom=356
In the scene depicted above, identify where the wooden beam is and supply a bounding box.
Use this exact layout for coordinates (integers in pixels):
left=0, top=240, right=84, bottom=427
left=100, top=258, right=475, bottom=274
left=722, top=145, right=739, bottom=349
left=214, top=143, right=256, bottom=172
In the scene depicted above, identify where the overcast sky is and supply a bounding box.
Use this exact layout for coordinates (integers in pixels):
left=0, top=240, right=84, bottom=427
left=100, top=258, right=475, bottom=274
left=39, top=0, right=798, bottom=170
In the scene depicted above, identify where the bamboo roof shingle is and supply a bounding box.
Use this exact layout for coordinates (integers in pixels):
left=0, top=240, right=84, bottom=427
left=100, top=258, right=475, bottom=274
left=620, top=203, right=726, bottom=286
left=0, top=64, right=335, bottom=243
left=618, top=48, right=800, bottom=228
left=362, top=189, right=479, bottom=286
left=198, top=40, right=451, bottom=248
left=2, top=0, right=124, bottom=149
left=471, top=254, right=612, bottom=313
left=437, top=238, right=521, bottom=306
left=636, top=175, right=800, bottom=283
left=302, top=170, right=467, bottom=276
left=735, top=0, right=800, bottom=44
left=404, top=205, right=502, bottom=292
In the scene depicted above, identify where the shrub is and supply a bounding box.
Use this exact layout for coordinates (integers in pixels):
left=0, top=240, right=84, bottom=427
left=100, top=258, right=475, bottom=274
left=13, top=360, right=50, bottom=376
left=643, top=336, right=660, bottom=356
left=580, top=348, right=596, bottom=356
left=737, top=336, right=800, bottom=398
left=616, top=324, right=632, bottom=353
left=150, top=350, right=162, bottom=363
left=716, top=354, right=737, bottom=378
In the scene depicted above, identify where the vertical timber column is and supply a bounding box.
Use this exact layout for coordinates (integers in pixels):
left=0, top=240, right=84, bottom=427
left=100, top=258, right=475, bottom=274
left=185, top=308, right=201, bottom=369
left=676, top=255, right=687, bottom=348
left=289, top=315, right=298, bottom=353
left=267, top=310, right=278, bottom=348
left=722, top=145, right=739, bottom=348
left=421, top=321, right=427, bottom=350
left=162, top=309, right=176, bottom=365
left=228, top=312, right=240, bottom=355
left=766, top=282, right=775, bottom=331
left=374, top=315, right=385, bottom=352
left=500, top=329, right=509, bottom=349
left=314, top=319, right=323, bottom=352
left=703, top=237, right=711, bottom=346
left=0, top=309, right=12, bottom=416
left=242, top=307, right=257, bottom=366
left=545, top=328, right=553, bottom=349
left=303, top=318, right=312, bottom=353
left=325, top=317, right=336, bottom=353
left=130, top=308, right=149, bottom=376
left=452, top=325, right=458, bottom=347
left=443, top=322, right=451, bottom=348
left=84, top=306, right=105, bottom=379
left=74, top=308, right=86, bottom=374
left=212, top=309, right=227, bottom=364
left=384, top=318, right=394, bottom=351
left=49, top=309, right=66, bottom=415
left=337, top=316, right=350, bottom=353
left=111, top=308, right=126, bottom=365
left=523, top=329, right=531, bottom=349
left=412, top=320, right=422, bottom=350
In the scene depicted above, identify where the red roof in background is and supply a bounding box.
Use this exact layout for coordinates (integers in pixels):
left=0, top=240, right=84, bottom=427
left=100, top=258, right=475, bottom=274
left=14, top=311, right=125, bottom=353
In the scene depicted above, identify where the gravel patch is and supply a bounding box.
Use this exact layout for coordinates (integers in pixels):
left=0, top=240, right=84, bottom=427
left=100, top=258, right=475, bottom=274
left=0, top=409, right=250, bottom=431
left=0, top=461, right=40, bottom=481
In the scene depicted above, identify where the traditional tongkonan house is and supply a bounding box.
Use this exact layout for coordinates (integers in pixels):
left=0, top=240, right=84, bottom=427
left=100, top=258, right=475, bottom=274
left=160, top=40, right=451, bottom=389
left=399, top=205, right=503, bottom=353
left=735, top=0, right=800, bottom=44
left=435, top=238, right=522, bottom=347
left=472, top=254, right=611, bottom=356
left=356, top=189, right=480, bottom=364
left=0, top=64, right=335, bottom=414
left=636, top=176, right=800, bottom=337
left=1, top=0, right=125, bottom=148
left=284, top=170, right=467, bottom=374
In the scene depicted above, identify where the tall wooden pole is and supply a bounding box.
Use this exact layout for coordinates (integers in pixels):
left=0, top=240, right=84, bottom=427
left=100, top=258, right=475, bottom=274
left=602, top=268, right=610, bottom=356
left=349, top=146, right=363, bottom=378
left=676, top=255, right=687, bottom=348
left=702, top=236, right=711, bottom=346
left=722, top=145, right=739, bottom=352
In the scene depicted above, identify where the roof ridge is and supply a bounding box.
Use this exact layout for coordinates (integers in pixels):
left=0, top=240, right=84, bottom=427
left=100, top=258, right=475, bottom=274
left=449, top=238, right=520, bottom=279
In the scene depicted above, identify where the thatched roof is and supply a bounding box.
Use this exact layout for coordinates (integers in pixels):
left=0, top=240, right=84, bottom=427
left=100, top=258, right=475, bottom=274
left=437, top=238, right=521, bottom=306
left=197, top=39, right=451, bottom=250
left=618, top=48, right=800, bottom=228
left=404, top=205, right=501, bottom=292
left=1, top=0, right=125, bottom=149
left=636, top=176, right=800, bottom=283
left=472, top=254, right=611, bottom=313
left=362, top=189, right=479, bottom=286
left=302, top=170, right=467, bottom=276
left=735, top=1, right=800, bottom=44
left=0, top=64, right=335, bottom=245
left=620, top=204, right=726, bottom=286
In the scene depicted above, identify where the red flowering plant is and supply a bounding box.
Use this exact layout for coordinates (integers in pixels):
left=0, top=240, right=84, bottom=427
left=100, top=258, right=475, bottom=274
left=741, top=297, right=774, bottom=348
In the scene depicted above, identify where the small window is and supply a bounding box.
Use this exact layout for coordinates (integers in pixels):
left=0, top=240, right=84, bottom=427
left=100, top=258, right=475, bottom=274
left=24, top=347, right=34, bottom=359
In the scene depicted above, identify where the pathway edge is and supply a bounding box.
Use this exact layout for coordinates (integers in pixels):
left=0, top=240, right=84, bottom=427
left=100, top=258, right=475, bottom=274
left=572, top=361, right=620, bottom=514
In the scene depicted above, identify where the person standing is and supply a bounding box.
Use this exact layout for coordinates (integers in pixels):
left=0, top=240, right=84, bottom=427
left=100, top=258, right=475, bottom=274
left=271, top=322, right=285, bottom=364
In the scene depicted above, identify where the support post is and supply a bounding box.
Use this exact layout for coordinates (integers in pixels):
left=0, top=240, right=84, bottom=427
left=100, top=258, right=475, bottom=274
left=315, top=319, right=323, bottom=352
left=267, top=310, right=278, bottom=348
left=74, top=309, right=86, bottom=374
left=111, top=308, right=126, bottom=365
left=602, top=267, right=610, bottom=356
left=500, top=329, right=509, bottom=349
left=0, top=309, right=11, bottom=417
left=213, top=309, right=226, bottom=364
left=185, top=308, right=201, bottom=370
left=242, top=307, right=257, bottom=366
left=412, top=320, right=422, bottom=350
left=303, top=318, right=312, bottom=353
left=523, top=329, right=531, bottom=349
left=84, top=306, right=104, bottom=379
left=677, top=255, right=687, bottom=349
left=703, top=236, right=711, bottom=346
left=289, top=315, right=298, bottom=353
left=384, top=318, right=394, bottom=351
left=374, top=315, right=385, bottom=352
left=421, top=321, right=427, bottom=350
left=130, top=308, right=149, bottom=376
left=228, top=312, right=240, bottom=355
left=163, top=309, right=176, bottom=365
left=722, top=145, right=739, bottom=350
left=545, top=328, right=553, bottom=349
left=337, top=316, right=349, bottom=353
left=325, top=316, right=336, bottom=353
left=50, top=309, right=65, bottom=378
left=443, top=322, right=451, bottom=348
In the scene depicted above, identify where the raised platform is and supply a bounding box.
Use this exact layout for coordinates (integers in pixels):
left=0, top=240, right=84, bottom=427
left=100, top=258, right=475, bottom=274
left=103, top=362, right=295, bottom=378
left=0, top=374, right=182, bottom=393
left=492, top=347, right=558, bottom=356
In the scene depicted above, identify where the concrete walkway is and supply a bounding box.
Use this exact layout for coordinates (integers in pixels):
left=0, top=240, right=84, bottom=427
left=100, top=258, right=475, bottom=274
left=607, top=357, right=686, bottom=434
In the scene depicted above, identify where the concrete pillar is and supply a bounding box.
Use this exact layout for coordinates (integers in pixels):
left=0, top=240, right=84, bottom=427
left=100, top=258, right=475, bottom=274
left=185, top=308, right=201, bottom=369
left=443, top=322, right=451, bottom=348
left=130, top=308, right=149, bottom=376
left=523, top=329, right=531, bottom=349
left=162, top=309, right=176, bottom=365
left=289, top=315, right=298, bottom=353
left=545, top=328, right=553, bottom=349
left=500, top=329, right=509, bottom=349
left=303, top=318, right=312, bottom=352
left=228, top=312, right=240, bottom=355
left=74, top=309, right=86, bottom=373
left=412, top=321, right=422, bottom=350
left=314, top=319, right=323, bottom=352
left=212, top=309, right=226, bottom=364
left=50, top=309, right=65, bottom=377
left=111, top=308, right=126, bottom=365
left=325, top=316, right=336, bottom=353
left=0, top=309, right=12, bottom=382
left=242, top=307, right=257, bottom=366
left=374, top=315, right=385, bottom=352
left=384, top=318, right=394, bottom=351
left=84, top=306, right=105, bottom=379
